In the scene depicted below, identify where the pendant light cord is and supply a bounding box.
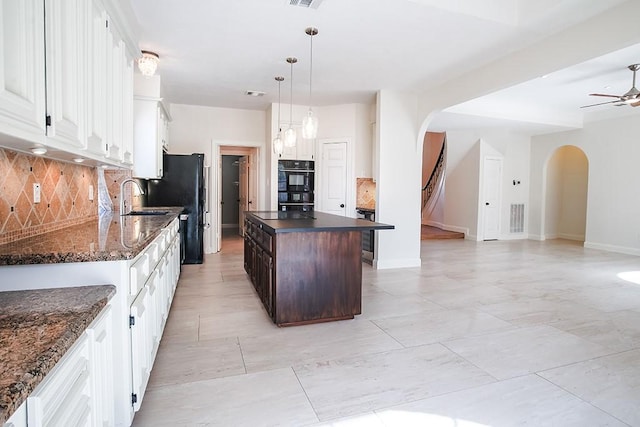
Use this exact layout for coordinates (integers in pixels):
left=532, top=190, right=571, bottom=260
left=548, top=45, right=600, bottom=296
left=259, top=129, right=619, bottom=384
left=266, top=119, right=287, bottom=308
left=290, top=60, right=294, bottom=127
left=309, top=32, right=313, bottom=107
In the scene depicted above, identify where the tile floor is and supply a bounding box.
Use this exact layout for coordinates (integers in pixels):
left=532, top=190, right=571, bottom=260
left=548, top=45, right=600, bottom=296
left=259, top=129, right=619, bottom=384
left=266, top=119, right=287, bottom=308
left=133, top=237, right=640, bottom=427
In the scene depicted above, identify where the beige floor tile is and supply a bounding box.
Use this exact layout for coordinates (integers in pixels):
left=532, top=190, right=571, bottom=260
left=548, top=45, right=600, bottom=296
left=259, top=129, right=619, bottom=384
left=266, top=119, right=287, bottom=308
left=294, top=344, right=495, bottom=421
left=373, top=308, right=514, bottom=347
left=539, top=349, right=640, bottom=426
left=444, top=325, right=614, bottom=380
left=240, top=318, right=402, bottom=373
left=377, top=374, right=627, bottom=427
left=147, top=337, right=246, bottom=389
left=133, top=368, right=318, bottom=426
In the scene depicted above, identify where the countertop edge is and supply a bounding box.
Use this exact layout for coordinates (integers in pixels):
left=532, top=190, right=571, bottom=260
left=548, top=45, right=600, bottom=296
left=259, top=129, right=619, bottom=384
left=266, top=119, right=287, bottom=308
left=0, top=285, right=117, bottom=424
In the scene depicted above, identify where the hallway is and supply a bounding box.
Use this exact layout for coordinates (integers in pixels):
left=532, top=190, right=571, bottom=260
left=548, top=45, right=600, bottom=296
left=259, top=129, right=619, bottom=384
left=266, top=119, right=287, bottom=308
left=133, top=238, right=640, bottom=426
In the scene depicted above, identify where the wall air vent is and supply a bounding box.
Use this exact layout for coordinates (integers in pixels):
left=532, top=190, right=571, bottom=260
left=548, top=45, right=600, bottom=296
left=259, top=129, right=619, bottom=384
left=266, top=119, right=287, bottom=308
left=288, top=0, right=324, bottom=9
left=510, top=204, right=525, bottom=233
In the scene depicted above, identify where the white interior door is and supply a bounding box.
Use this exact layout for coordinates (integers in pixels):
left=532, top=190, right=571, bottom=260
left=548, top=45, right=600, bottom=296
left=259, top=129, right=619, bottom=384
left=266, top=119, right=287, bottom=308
left=482, top=157, right=502, bottom=240
left=320, top=142, right=347, bottom=216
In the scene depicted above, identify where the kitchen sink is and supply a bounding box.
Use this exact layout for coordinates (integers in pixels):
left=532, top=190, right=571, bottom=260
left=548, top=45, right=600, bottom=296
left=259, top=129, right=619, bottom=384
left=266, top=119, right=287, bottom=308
left=122, top=210, right=169, bottom=216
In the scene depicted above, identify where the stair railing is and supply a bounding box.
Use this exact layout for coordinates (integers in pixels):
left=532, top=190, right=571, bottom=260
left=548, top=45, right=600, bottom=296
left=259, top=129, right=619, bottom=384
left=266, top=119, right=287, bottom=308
left=422, top=138, right=446, bottom=210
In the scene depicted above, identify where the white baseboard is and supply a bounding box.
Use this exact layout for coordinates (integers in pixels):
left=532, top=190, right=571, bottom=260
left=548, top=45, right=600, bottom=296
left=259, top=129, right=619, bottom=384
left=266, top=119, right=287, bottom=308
left=528, top=234, right=545, bottom=241
left=499, top=233, right=529, bottom=240
left=558, top=233, right=585, bottom=241
left=373, top=258, right=421, bottom=269
left=584, top=241, right=640, bottom=256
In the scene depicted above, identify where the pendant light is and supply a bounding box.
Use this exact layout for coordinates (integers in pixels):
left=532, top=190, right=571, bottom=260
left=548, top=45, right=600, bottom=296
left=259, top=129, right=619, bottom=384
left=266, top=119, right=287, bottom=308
left=284, top=57, right=298, bottom=148
left=302, top=27, right=319, bottom=139
left=273, top=76, right=285, bottom=155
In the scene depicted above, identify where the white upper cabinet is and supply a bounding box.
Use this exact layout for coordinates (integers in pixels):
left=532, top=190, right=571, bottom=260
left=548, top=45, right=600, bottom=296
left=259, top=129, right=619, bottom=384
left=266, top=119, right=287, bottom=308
left=85, top=0, right=108, bottom=157
left=133, top=98, right=170, bottom=179
left=0, top=0, right=138, bottom=168
left=0, top=0, right=46, bottom=143
left=44, top=0, right=87, bottom=150
left=278, top=137, right=315, bottom=161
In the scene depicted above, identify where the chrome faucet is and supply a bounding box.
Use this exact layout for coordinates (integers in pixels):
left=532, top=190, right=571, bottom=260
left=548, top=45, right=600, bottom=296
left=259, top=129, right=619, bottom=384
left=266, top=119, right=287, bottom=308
left=120, top=179, right=145, bottom=215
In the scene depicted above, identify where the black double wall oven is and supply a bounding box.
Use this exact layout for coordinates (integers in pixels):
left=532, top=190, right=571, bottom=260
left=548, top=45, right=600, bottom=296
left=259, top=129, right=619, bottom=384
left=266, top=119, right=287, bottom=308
left=278, top=160, right=314, bottom=211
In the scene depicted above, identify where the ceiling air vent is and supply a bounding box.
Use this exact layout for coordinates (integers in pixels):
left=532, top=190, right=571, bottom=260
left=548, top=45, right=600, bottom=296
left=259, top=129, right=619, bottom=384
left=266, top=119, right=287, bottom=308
left=288, top=0, right=324, bottom=9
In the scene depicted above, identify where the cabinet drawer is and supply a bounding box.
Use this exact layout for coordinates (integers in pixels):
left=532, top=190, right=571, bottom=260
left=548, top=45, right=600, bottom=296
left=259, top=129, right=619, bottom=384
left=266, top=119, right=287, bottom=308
left=130, top=252, right=150, bottom=296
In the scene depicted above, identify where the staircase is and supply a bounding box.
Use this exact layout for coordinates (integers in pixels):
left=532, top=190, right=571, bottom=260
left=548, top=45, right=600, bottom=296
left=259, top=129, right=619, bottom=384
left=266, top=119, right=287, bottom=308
left=421, top=133, right=464, bottom=240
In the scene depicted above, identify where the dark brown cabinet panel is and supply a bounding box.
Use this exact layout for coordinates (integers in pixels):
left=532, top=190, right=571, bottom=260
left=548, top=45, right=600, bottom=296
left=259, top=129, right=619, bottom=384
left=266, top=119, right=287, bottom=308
left=244, top=216, right=364, bottom=326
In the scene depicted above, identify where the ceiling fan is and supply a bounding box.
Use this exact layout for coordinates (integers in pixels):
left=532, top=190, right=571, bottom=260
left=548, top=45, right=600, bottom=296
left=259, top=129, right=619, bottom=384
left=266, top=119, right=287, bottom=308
left=581, top=64, right=640, bottom=109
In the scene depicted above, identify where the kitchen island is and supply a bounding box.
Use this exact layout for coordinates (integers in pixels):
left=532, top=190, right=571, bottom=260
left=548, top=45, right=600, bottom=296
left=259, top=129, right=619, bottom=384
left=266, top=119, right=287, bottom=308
left=244, top=211, right=394, bottom=326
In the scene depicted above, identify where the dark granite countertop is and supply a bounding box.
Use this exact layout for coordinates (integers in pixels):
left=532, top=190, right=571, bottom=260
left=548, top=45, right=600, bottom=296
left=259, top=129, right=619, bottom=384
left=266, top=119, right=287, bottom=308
left=0, top=285, right=116, bottom=424
left=0, top=207, right=183, bottom=266
left=246, top=211, right=394, bottom=234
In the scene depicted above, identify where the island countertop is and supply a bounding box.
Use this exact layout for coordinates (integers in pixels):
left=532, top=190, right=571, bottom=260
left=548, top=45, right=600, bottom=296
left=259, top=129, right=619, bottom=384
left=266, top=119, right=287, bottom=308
left=0, top=207, right=183, bottom=266
left=245, top=211, right=394, bottom=234
left=0, top=285, right=116, bottom=424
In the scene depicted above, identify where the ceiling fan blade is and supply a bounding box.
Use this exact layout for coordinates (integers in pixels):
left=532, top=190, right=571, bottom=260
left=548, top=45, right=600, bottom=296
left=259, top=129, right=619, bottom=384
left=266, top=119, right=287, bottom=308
left=588, top=93, right=622, bottom=98
left=631, top=100, right=640, bottom=107
left=580, top=100, right=620, bottom=108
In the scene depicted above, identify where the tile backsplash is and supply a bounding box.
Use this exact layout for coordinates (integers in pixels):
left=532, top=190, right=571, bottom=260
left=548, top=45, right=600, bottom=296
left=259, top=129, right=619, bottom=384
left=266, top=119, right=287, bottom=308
left=356, top=178, right=376, bottom=210
left=0, top=148, right=98, bottom=245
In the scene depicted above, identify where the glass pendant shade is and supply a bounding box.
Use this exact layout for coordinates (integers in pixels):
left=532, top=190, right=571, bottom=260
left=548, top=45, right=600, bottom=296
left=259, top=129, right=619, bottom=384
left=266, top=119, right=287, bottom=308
left=284, top=127, right=297, bottom=147
left=138, top=51, right=159, bottom=77
left=273, top=132, right=284, bottom=154
left=301, top=109, right=318, bottom=139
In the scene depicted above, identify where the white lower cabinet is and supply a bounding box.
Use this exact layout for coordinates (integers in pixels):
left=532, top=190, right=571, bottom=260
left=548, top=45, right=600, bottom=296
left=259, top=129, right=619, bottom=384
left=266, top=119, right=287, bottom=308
left=0, top=218, right=181, bottom=427
left=128, top=219, right=180, bottom=414
left=26, top=305, right=113, bottom=427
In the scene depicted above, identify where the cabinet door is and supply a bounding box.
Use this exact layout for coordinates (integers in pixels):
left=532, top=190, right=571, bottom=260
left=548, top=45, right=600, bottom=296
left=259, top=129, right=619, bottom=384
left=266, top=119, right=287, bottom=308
left=0, top=0, right=46, bottom=142
left=121, top=52, right=134, bottom=165
left=44, top=0, right=86, bottom=149
left=105, top=29, right=123, bottom=162
left=87, top=305, right=114, bottom=427
left=130, top=286, right=150, bottom=412
left=85, top=0, right=108, bottom=157
left=297, top=138, right=315, bottom=160
left=261, top=251, right=274, bottom=317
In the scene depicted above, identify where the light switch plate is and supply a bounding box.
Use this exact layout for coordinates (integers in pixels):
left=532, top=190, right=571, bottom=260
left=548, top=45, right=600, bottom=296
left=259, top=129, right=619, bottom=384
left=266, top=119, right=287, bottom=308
left=89, top=185, right=94, bottom=201
left=33, top=183, right=41, bottom=203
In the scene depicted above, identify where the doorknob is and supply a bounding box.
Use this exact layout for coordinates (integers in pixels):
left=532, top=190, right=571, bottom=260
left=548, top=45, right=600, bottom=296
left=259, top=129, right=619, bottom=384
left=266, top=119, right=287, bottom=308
left=248, top=201, right=253, bottom=205
left=340, top=204, right=345, bottom=208
left=485, top=202, right=490, bottom=206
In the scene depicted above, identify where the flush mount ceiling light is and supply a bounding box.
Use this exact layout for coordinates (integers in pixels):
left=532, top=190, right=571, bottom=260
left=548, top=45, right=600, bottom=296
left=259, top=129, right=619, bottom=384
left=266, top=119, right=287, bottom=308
left=284, top=57, right=298, bottom=148
left=137, top=50, right=159, bottom=77
left=302, top=27, right=319, bottom=140
left=273, top=76, right=285, bottom=155
left=72, top=158, right=85, bottom=163
left=30, top=147, right=47, bottom=155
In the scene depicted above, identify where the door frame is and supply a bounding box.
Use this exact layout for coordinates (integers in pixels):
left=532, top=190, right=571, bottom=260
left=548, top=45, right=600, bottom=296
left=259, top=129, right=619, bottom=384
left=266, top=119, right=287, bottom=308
left=317, top=137, right=355, bottom=216
left=210, top=143, right=260, bottom=253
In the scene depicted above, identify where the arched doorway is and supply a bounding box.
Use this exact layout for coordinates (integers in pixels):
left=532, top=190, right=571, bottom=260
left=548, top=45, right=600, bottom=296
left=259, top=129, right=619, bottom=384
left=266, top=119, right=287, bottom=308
left=544, top=145, right=589, bottom=242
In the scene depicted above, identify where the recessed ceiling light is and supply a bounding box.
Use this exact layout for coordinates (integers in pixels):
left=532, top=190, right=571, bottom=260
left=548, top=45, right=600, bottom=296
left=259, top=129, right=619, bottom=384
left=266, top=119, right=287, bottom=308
left=30, top=147, right=47, bottom=155
left=541, top=74, right=549, bottom=79
left=604, top=85, right=612, bottom=89
left=72, top=158, right=85, bottom=163
left=245, top=90, right=265, bottom=97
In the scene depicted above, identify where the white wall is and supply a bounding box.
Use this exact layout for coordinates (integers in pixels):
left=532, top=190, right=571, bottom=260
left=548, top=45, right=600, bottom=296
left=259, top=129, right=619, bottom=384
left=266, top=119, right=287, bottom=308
left=168, top=103, right=267, bottom=253
left=438, top=129, right=531, bottom=240
left=530, top=114, right=640, bottom=255
left=375, top=90, right=421, bottom=269
left=268, top=103, right=373, bottom=215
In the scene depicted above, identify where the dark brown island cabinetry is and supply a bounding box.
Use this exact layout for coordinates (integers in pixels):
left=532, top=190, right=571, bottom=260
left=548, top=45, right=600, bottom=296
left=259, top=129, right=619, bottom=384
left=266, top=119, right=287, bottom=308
left=243, top=211, right=394, bottom=326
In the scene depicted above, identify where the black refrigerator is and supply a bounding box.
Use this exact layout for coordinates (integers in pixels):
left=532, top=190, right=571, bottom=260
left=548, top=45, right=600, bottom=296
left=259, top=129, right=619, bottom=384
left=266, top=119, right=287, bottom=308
left=145, top=153, right=205, bottom=264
